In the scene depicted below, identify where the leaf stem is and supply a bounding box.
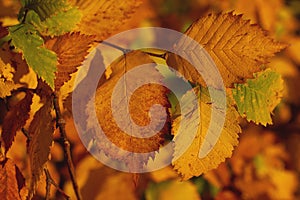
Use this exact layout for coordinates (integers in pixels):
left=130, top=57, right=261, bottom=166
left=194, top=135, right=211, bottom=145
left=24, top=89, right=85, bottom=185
left=52, top=93, right=81, bottom=200
left=100, top=40, right=131, bottom=54
left=95, top=40, right=168, bottom=59
left=44, top=168, right=70, bottom=200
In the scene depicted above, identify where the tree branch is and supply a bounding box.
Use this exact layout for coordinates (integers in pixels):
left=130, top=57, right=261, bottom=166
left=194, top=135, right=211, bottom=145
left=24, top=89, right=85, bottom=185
left=44, top=168, right=70, bottom=200
left=52, top=93, right=81, bottom=200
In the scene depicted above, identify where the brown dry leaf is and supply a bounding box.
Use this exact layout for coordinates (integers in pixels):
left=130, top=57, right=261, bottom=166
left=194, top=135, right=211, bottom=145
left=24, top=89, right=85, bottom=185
left=172, top=87, right=241, bottom=180
left=70, top=0, right=141, bottom=40
left=0, top=22, right=8, bottom=38
left=27, top=100, right=54, bottom=196
left=167, top=12, right=287, bottom=88
left=45, top=32, right=95, bottom=91
left=0, top=158, right=25, bottom=200
left=1, top=91, right=33, bottom=152
left=93, top=50, right=170, bottom=168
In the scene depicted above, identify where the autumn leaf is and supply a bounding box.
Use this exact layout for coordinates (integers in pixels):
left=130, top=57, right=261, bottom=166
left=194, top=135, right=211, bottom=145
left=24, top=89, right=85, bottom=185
left=64, top=156, right=138, bottom=200
left=232, top=69, right=283, bottom=126
left=166, top=12, right=287, bottom=88
left=0, top=58, right=21, bottom=98
left=20, top=0, right=75, bottom=21
left=1, top=91, right=33, bottom=152
left=8, top=23, right=57, bottom=88
left=70, top=0, right=141, bottom=40
left=0, top=158, right=25, bottom=200
left=172, top=87, right=241, bottom=180
left=27, top=100, right=54, bottom=196
left=91, top=50, right=170, bottom=168
left=45, top=32, right=95, bottom=91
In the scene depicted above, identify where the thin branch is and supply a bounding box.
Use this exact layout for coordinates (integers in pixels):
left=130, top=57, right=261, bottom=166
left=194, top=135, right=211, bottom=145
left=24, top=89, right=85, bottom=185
left=44, top=168, right=70, bottom=200
left=97, top=40, right=131, bottom=54
left=143, top=51, right=167, bottom=59
left=95, top=40, right=168, bottom=59
left=44, top=169, right=51, bottom=200
left=52, top=93, right=81, bottom=200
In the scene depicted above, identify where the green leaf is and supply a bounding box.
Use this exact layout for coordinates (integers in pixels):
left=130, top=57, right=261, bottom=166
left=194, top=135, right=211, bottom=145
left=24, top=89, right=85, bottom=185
left=25, top=9, right=82, bottom=36
left=232, top=69, right=283, bottom=126
left=9, top=24, right=57, bottom=88
left=21, top=0, right=71, bottom=20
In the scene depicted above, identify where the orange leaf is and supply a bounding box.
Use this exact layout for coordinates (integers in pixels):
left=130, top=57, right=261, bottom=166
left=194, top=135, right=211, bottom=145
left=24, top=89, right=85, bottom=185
left=93, top=50, right=170, bottom=168
left=45, top=32, right=95, bottom=91
left=167, top=12, right=287, bottom=88
left=0, top=158, right=25, bottom=200
left=70, top=0, right=141, bottom=40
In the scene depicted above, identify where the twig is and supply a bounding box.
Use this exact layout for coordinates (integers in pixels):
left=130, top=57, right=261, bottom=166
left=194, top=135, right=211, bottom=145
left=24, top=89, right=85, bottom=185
left=95, top=40, right=168, bottom=59
left=52, top=93, right=81, bottom=200
left=44, top=168, right=70, bottom=200
left=45, top=169, right=51, bottom=200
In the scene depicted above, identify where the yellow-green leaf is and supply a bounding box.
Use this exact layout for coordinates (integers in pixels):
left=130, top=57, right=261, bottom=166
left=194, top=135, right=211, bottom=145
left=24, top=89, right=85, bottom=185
left=232, top=69, right=283, bottom=126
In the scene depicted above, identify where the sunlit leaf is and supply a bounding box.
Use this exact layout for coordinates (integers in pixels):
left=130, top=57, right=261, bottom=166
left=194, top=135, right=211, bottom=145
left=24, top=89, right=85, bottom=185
left=167, top=12, right=287, bottom=88
left=45, top=32, right=95, bottom=91
left=172, top=87, right=241, bottom=180
left=232, top=69, right=283, bottom=126
left=70, top=0, right=141, bottom=40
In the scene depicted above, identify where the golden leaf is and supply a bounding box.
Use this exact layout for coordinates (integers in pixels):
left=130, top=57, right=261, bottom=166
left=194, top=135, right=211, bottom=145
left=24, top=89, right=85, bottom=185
left=172, top=87, right=241, bottom=180
left=166, top=12, right=287, bottom=88
left=0, top=58, right=21, bottom=98
left=0, top=158, right=25, bottom=200
left=28, top=100, right=54, bottom=196
left=70, top=0, right=141, bottom=40
left=93, top=50, right=170, bottom=167
left=1, top=91, right=33, bottom=152
left=45, top=32, right=95, bottom=91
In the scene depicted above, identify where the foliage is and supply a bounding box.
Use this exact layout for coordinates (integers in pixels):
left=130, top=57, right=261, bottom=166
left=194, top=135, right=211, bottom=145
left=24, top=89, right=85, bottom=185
left=0, top=0, right=299, bottom=199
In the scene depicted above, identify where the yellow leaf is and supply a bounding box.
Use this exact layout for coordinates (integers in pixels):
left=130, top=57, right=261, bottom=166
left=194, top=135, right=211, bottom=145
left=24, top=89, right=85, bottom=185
left=172, top=87, right=241, bottom=180
left=0, top=58, right=20, bottom=98
left=93, top=50, right=170, bottom=168
left=45, top=32, right=95, bottom=91
left=167, top=12, right=287, bottom=88
left=70, top=0, right=141, bottom=40
left=28, top=100, right=54, bottom=197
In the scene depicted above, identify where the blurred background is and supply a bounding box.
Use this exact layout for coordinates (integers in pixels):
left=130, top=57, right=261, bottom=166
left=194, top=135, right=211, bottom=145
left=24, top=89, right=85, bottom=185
left=1, top=0, right=300, bottom=199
